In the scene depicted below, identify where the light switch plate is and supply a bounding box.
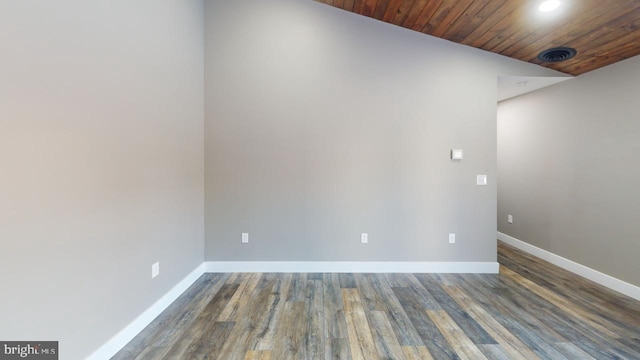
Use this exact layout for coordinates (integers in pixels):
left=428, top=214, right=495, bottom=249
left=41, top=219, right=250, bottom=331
left=451, top=149, right=464, bottom=160
left=477, top=175, right=488, bottom=185
left=241, top=233, right=249, bottom=244
left=152, top=262, right=160, bottom=278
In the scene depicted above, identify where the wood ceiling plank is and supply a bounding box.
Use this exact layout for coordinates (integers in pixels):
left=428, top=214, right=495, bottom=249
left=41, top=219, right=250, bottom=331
left=516, top=2, right=640, bottom=62
left=448, top=0, right=510, bottom=44
left=480, top=0, right=575, bottom=54
left=410, top=0, right=445, bottom=31
left=583, top=42, right=640, bottom=74
left=362, top=0, right=379, bottom=17
left=499, top=0, right=608, bottom=57
left=482, top=8, right=541, bottom=53
left=441, top=0, right=495, bottom=41
left=538, top=35, right=639, bottom=75
left=471, top=4, right=529, bottom=49
left=421, top=0, right=457, bottom=34
left=529, top=9, right=640, bottom=75
left=554, top=29, right=640, bottom=75
left=391, top=0, right=417, bottom=26
left=373, top=0, right=391, bottom=20
left=314, top=0, right=640, bottom=75
left=428, top=0, right=476, bottom=38
left=566, top=56, right=616, bottom=76
left=382, top=0, right=403, bottom=22
left=458, top=0, right=523, bottom=47
left=401, top=0, right=432, bottom=29
left=343, top=0, right=355, bottom=12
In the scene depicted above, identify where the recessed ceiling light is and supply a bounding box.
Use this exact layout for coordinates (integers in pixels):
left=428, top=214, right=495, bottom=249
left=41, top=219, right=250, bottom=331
left=539, top=0, right=560, bottom=12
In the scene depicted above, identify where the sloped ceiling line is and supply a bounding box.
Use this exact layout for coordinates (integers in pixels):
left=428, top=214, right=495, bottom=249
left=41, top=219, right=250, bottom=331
left=315, top=0, right=640, bottom=76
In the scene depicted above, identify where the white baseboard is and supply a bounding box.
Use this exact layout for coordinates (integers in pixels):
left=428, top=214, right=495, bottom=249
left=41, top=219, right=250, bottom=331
left=84, top=234, right=640, bottom=359
left=86, top=263, right=205, bottom=360
left=87, top=258, right=499, bottom=358
left=204, top=261, right=499, bottom=274
left=497, top=232, right=640, bottom=301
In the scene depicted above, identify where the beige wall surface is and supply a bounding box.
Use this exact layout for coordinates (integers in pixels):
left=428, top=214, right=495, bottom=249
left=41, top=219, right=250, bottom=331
left=498, top=54, right=640, bottom=287
left=204, top=0, right=562, bottom=262
left=0, top=1, right=205, bottom=358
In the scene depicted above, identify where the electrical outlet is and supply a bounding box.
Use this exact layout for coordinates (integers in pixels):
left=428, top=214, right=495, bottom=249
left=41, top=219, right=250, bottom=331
left=449, top=233, right=456, bottom=244
left=151, top=262, right=160, bottom=278
left=361, top=233, right=368, bottom=244
left=242, top=233, right=249, bottom=244
left=508, top=214, right=514, bottom=224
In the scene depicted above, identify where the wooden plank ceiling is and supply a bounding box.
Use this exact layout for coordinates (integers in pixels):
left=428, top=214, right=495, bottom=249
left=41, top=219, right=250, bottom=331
left=315, top=0, right=640, bottom=75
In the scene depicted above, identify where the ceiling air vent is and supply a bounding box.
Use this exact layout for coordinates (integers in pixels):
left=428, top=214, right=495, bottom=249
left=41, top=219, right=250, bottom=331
left=537, top=47, right=577, bottom=62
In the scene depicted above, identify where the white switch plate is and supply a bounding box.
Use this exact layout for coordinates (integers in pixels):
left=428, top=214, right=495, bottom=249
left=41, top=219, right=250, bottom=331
left=477, top=175, right=488, bottom=186
left=241, top=233, right=249, bottom=244
left=449, top=233, right=456, bottom=244
left=151, top=262, right=160, bottom=278
left=451, top=149, right=464, bottom=160
left=508, top=214, right=513, bottom=224
left=361, top=233, right=368, bottom=244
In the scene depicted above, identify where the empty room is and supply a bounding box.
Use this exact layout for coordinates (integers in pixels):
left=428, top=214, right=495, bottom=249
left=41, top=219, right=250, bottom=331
left=1, top=0, right=639, bottom=359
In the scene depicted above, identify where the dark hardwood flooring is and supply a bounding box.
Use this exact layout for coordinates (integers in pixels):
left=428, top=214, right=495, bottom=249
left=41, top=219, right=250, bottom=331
left=113, top=242, right=640, bottom=359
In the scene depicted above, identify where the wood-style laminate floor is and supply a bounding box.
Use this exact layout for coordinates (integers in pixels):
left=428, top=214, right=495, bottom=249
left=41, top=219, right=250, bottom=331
left=113, top=242, right=640, bottom=359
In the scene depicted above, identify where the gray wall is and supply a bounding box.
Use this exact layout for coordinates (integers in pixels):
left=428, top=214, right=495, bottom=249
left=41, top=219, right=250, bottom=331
left=0, top=1, right=204, bottom=359
left=204, top=0, right=562, bottom=262
left=498, top=54, right=640, bottom=287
